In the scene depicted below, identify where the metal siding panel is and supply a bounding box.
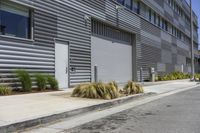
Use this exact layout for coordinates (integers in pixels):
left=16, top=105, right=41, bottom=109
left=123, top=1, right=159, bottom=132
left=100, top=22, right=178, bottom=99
left=0, top=0, right=198, bottom=86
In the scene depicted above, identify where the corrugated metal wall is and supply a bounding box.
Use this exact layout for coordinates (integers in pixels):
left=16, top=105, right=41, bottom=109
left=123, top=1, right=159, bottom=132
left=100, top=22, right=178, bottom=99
left=0, top=0, right=199, bottom=87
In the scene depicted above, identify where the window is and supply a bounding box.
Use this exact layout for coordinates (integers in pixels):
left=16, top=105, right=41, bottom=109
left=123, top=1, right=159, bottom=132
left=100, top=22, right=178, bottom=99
left=169, top=0, right=173, bottom=7
left=172, top=1, right=175, bottom=9
left=172, top=26, right=174, bottom=35
left=179, top=32, right=182, bottom=39
left=167, top=0, right=171, bottom=5
left=91, top=19, right=132, bottom=43
left=124, top=0, right=132, bottom=10
left=180, top=10, right=183, bottom=17
left=153, top=12, right=156, bottom=24
left=186, top=57, right=191, bottom=65
left=148, top=9, right=151, bottom=21
left=161, top=19, right=165, bottom=29
left=165, top=21, right=168, bottom=31
left=174, top=28, right=177, bottom=37
left=117, top=0, right=124, bottom=5
left=168, top=24, right=172, bottom=34
left=157, top=15, right=160, bottom=27
left=132, top=0, right=140, bottom=14
left=0, top=1, right=31, bottom=39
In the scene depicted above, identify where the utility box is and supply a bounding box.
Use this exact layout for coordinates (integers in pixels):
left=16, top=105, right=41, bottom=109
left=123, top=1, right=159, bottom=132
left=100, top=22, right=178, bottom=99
left=149, top=67, right=155, bottom=82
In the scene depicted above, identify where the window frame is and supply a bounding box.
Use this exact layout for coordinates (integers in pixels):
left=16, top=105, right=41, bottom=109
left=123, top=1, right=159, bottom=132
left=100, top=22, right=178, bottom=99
left=0, top=0, right=34, bottom=41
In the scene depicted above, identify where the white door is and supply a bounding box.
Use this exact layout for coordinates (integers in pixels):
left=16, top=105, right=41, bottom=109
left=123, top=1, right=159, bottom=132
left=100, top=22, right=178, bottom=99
left=91, top=36, right=132, bottom=84
left=55, top=42, right=69, bottom=89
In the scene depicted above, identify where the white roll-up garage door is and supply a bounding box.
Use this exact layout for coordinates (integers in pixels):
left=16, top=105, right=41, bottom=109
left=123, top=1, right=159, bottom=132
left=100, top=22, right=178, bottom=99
left=91, top=36, right=132, bottom=84
left=91, top=20, right=132, bottom=84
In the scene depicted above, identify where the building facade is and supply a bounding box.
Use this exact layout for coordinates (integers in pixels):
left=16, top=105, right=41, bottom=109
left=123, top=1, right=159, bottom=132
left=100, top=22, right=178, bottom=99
left=0, top=0, right=199, bottom=88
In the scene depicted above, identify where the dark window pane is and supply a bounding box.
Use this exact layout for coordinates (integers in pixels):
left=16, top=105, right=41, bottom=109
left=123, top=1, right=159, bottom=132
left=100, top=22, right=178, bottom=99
left=132, top=0, right=140, bottom=14
left=161, top=19, right=165, bottom=29
left=117, top=0, right=124, bottom=5
left=0, top=2, right=30, bottom=39
left=165, top=21, right=168, bottom=31
left=124, top=0, right=132, bottom=9
left=148, top=9, right=151, bottom=21
left=157, top=16, right=160, bottom=27
left=154, top=12, right=156, bottom=24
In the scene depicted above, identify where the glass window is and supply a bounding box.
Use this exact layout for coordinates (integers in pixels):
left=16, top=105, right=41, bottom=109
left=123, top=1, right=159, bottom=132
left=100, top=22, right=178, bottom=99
left=165, top=22, right=167, bottom=31
left=124, top=0, right=132, bottom=9
left=0, top=1, right=31, bottom=39
left=117, top=0, right=124, bottom=5
left=161, top=19, right=165, bottom=29
left=148, top=9, right=151, bottom=22
left=173, top=1, right=175, bottom=9
left=174, top=28, right=177, bottom=37
left=170, top=0, right=173, bottom=7
left=140, top=3, right=146, bottom=18
left=168, top=24, right=172, bottom=34
left=153, top=12, right=156, bottom=24
left=132, top=0, right=140, bottom=14
left=157, top=16, right=160, bottom=27
left=186, top=57, right=191, bottom=65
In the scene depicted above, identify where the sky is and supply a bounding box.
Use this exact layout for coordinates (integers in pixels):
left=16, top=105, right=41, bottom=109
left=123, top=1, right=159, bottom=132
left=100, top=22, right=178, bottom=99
left=191, top=0, right=200, bottom=44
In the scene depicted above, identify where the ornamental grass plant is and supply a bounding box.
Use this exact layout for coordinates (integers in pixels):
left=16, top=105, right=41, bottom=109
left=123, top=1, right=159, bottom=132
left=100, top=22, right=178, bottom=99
left=0, top=85, right=12, bottom=95
left=72, top=81, right=144, bottom=100
left=15, top=69, right=32, bottom=92
left=72, top=81, right=120, bottom=100
left=123, top=81, right=144, bottom=95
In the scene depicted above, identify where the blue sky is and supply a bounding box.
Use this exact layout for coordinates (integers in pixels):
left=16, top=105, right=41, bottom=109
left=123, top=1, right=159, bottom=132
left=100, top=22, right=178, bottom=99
left=191, top=0, right=200, bottom=44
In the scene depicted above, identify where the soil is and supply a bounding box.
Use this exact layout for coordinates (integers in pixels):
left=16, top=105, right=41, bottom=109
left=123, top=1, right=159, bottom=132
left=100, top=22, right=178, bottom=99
left=8, top=88, right=60, bottom=96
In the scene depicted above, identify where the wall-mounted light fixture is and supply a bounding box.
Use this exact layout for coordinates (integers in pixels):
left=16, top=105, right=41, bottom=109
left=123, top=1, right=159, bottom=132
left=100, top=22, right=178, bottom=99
left=84, top=15, right=90, bottom=25
left=116, top=5, right=124, bottom=27
left=116, top=5, right=124, bottom=10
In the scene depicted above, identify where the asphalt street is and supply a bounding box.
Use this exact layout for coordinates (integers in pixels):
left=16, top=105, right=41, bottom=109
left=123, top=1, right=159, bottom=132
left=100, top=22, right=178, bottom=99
left=68, top=86, right=200, bottom=133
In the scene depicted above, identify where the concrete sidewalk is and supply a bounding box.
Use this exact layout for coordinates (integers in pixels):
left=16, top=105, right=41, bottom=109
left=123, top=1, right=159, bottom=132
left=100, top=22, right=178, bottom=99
left=0, top=80, right=198, bottom=132
left=144, top=79, right=198, bottom=94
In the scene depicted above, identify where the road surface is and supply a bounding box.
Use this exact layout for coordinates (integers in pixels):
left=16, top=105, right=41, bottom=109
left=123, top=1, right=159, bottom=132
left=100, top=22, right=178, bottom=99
left=68, top=87, right=200, bottom=133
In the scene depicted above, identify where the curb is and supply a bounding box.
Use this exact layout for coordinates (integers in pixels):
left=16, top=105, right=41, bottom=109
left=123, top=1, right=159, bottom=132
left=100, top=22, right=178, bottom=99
left=0, top=93, right=154, bottom=133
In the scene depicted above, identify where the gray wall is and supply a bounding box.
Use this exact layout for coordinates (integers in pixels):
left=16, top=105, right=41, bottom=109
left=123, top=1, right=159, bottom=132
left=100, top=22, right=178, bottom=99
left=0, top=0, right=199, bottom=87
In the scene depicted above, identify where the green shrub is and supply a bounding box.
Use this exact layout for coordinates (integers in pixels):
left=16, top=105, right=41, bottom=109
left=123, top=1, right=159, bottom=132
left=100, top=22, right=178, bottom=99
left=158, top=71, right=191, bottom=81
left=47, top=76, right=58, bottom=90
left=15, top=69, right=32, bottom=92
left=35, top=74, right=47, bottom=90
left=72, top=81, right=120, bottom=100
left=123, top=81, right=144, bottom=95
left=194, top=74, right=200, bottom=80
left=0, top=85, right=12, bottom=95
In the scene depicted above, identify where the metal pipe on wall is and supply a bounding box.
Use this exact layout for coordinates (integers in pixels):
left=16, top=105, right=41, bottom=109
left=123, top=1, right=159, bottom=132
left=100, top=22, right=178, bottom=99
left=190, top=0, right=195, bottom=79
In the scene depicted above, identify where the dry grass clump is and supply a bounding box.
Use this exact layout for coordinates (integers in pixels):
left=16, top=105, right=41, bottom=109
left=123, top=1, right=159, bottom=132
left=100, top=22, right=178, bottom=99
left=123, top=81, right=144, bottom=95
left=72, top=81, right=144, bottom=100
left=72, top=81, right=120, bottom=100
left=0, top=85, right=12, bottom=95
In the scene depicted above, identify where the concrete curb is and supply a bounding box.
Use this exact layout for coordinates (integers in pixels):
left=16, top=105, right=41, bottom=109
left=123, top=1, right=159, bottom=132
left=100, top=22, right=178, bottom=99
left=0, top=93, right=154, bottom=133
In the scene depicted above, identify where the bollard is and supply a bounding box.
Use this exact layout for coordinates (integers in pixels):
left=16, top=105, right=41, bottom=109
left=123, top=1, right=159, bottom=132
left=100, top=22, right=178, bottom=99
left=140, top=67, right=143, bottom=85
left=149, top=67, right=155, bottom=82
left=94, top=66, right=98, bottom=82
